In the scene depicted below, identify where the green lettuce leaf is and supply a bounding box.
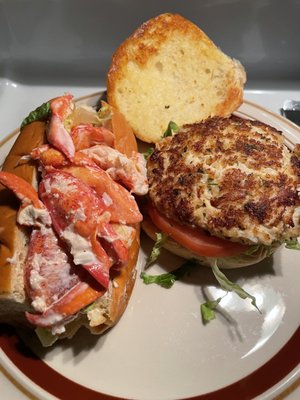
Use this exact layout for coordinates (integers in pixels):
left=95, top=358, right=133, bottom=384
left=35, top=327, right=58, bottom=347
left=21, top=101, right=51, bottom=129
left=200, top=295, right=225, bottom=323
left=162, top=121, right=179, bottom=138
left=285, top=238, right=300, bottom=250
left=141, top=260, right=197, bottom=288
left=145, top=232, right=168, bottom=269
left=211, top=260, right=260, bottom=313
left=144, top=147, right=154, bottom=160
left=140, top=271, right=177, bottom=288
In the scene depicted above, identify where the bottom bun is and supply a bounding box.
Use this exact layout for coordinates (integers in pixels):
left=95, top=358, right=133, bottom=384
left=142, top=217, right=279, bottom=269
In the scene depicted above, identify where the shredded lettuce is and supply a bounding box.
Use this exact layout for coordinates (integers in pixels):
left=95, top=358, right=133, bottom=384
left=145, top=232, right=168, bottom=269
left=200, top=295, right=226, bottom=323
left=210, top=260, right=260, bottom=313
left=20, top=101, right=51, bottom=129
left=35, top=327, right=58, bottom=347
left=141, top=254, right=261, bottom=325
left=144, top=147, right=154, bottom=160
left=243, top=243, right=274, bottom=257
left=162, top=121, right=179, bottom=138
left=81, top=302, right=96, bottom=314
left=285, top=238, right=300, bottom=250
left=217, top=243, right=276, bottom=268
left=141, top=260, right=197, bottom=288
left=243, top=244, right=261, bottom=255
left=141, top=271, right=177, bottom=288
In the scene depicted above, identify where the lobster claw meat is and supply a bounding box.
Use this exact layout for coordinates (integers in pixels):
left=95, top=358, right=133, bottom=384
left=70, top=124, right=115, bottom=150
left=0, top=171, right=51, bottom=227
left=81, top=144, right=149, bottom=195
left=30, top=145, right=96, bottom=171
left=39, top=170, right=128, bottom=288
left=47, top=94, right=75, bottom=161
left=30, top=146, right=143, bottom=224
left=0, top=171, right=43, bottom=209
left=62, top=165, right=143, bottom=224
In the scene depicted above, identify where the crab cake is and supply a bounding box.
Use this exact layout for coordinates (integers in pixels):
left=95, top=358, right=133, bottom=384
left=147, top=116, right=300, bottom=246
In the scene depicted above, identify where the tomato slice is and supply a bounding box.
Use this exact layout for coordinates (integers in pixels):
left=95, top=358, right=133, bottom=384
left=147, top=203, right=249, bottom=257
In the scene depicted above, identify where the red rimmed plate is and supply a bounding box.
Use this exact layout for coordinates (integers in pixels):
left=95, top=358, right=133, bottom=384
left=0, top=93, right=299, bottom=400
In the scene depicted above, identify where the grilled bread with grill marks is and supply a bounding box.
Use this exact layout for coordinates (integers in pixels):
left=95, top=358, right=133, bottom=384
left=107, top=13, right=246, bottom=143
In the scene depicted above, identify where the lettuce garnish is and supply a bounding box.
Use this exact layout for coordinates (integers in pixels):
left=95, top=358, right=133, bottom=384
left=141, top=260, right=196, bottom=288
left=210, top=260, right=260, bottom=313
left=243, top=243, right=274, bottom=257
left=200, top=295, right=226, bottom=323
left=21, top=101, right=51, bottom=129
left=141, top=271, right=176, bottom=289
left=144, top=232, right=168, bottom=269
left=141, top=249, right=261, bottom=324
left=285, top=238, right=300, bottom=250
left=35, top=327, right=58, bottom=347
left=162, top=121, right=179, bottom=138
left=144, top=147, right=154, bottom=160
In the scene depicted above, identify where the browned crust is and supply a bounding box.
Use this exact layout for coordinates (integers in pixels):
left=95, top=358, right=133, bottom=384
left=0, top=122, right=46, bottom=293
left=147, top=116, right=300, bottom=245
left=107, top=13, right=213, bottom=105
left=215, top=85, right=244, bottom=120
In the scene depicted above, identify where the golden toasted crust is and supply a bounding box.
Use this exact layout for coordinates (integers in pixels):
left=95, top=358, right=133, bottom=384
left=0, top=122, right=46, bottom=294
left=107, top=13, right=246, bottom=143
left=147, top=116, right=300, bottom=245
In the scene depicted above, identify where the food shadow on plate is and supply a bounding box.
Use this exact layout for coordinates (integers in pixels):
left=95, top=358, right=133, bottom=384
left=0, top=318, right=111, bottom=363
left=34, top=326, right=112, bottom=363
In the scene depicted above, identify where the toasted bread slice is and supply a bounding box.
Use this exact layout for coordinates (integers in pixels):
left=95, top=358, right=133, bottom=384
left=107, top=13, right=246, bottom=143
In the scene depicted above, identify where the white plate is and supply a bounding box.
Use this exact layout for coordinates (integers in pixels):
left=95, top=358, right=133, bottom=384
left=0, top=93, right=299, bottom=400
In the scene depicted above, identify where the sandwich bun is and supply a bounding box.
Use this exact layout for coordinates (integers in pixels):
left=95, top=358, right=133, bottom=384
left=0, top=97, right=143, bottom=345
left=107, top=13, right=246, bottom=143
